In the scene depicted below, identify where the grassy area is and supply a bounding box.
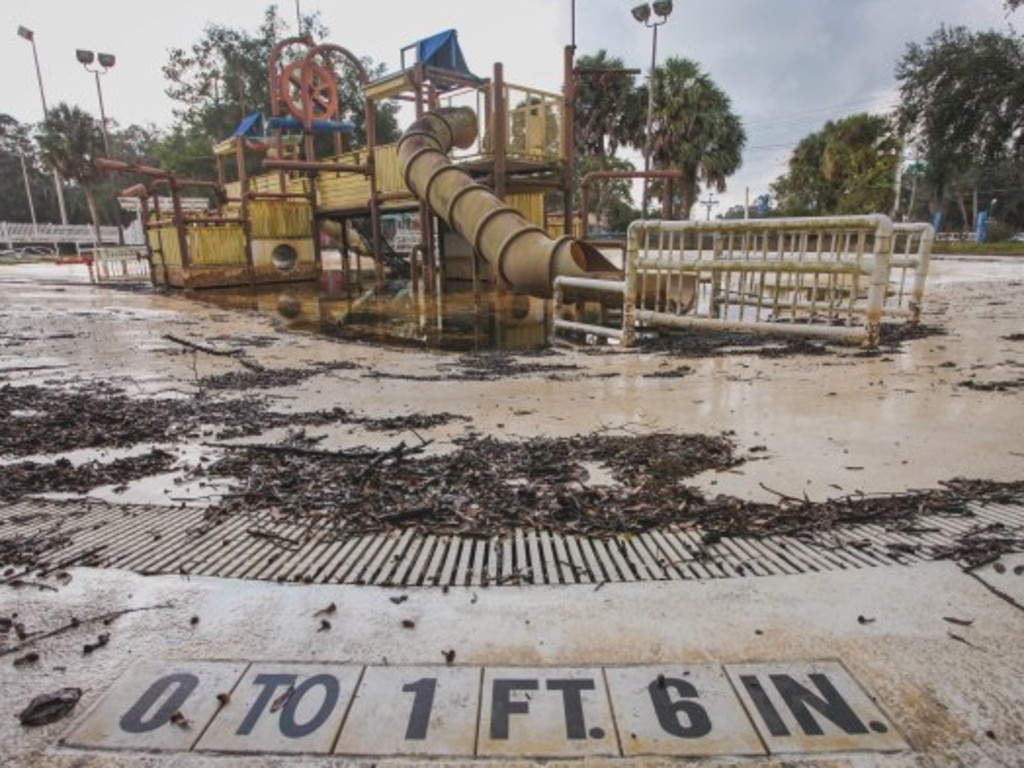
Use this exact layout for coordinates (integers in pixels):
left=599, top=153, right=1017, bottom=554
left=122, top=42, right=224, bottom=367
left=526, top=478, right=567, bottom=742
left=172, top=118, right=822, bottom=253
left=931, top=241, right=1024, bottom=256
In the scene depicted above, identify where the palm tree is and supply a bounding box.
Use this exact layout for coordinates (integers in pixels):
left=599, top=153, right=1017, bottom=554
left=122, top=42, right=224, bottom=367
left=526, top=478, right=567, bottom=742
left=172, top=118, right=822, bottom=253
left=572, top=51, right=645, bottom=226
left=636, top=57, right=746, bottom=219
left=36, top=103, right=106, bottom=240
left=574, top=50, right=644, bottom=160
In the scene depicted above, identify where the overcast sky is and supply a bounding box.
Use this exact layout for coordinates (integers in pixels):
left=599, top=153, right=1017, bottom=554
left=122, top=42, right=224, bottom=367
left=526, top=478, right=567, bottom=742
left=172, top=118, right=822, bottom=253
left=2, top=0, right=1016, bottom=212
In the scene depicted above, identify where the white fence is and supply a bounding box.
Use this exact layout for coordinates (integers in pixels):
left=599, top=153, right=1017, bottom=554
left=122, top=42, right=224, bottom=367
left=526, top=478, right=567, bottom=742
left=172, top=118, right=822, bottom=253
left=553, top=215, right=933, bottom=348
left=0, top=221, right=121, bottom=250
left=88, top=247, right=151, bottom=284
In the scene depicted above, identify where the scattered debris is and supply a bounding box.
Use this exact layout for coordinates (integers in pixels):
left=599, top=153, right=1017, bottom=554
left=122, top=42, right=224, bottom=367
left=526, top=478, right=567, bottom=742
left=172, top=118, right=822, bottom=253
left=82, top=633, right=110, bottom=655
left=12, top=652, right=39, bottom=667
left=269, top=685, right=294, bottom=713
left=314, top=603, right=337, bottom=617
left=0, top=603, right=174, bottom=658
left=18, top=688, right=82, bottom=727
left=943, top=616, right=974, bottom=627
left=442, top=649, right=456, bottom=665
left=947, top=632, right=979, bottom=649
left=169, top=710, right=191, bottom=729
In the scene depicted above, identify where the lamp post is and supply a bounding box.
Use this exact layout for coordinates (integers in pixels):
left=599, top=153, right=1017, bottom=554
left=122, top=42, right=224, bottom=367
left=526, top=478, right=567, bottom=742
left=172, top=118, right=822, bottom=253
left=631, top=1, right=673, bottom=219
left=17, top=25, right=69, bottom=225
left=76, top=49, right=116, bottom=158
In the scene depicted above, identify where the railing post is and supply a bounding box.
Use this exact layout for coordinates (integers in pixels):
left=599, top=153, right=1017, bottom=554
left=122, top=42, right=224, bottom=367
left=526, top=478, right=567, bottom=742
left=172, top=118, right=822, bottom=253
left=864, top=214, right=894, bottom=347
left=622, top=221, right=641, bottom=348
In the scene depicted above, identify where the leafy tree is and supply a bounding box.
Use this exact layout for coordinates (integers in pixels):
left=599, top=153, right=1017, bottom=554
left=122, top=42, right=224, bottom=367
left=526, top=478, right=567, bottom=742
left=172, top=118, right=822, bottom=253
left=576, top=154, right=638, bottom=232
left=633, top=57, right=746, bottom=219
left=895, top=25, right=1024, bottom=219
left=0, top=114, right=49, bottom=222
left=772, top=113, right=900, bottom=216
left=162, top=3, right=399, bottom=170
left=36, top=104, right=106, bottom=239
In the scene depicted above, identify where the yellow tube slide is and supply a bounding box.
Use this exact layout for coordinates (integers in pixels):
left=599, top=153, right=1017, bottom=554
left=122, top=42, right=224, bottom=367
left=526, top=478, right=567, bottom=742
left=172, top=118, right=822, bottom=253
left=397, top=107, right=616, bottom=298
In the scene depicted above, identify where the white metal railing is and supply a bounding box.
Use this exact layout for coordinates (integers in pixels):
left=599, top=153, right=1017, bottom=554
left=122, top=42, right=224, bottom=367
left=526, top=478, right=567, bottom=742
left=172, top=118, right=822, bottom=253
left=553, top=215, right=920, bottom=349
left=890, top=222, right=934, bottom=322
left=88, top=246, right=151, bottom=284
left=0, top=221, right=120, bottom=247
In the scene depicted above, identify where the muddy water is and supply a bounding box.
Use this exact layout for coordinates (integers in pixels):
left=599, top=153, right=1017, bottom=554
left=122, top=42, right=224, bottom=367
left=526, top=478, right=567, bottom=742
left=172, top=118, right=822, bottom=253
left=187, top=275, right=552, bottom=352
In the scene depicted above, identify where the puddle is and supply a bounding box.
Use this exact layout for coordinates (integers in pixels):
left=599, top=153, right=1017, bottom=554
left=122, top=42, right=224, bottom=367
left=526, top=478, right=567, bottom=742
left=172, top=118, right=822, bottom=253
left=186, top=276, right=552, bottom=352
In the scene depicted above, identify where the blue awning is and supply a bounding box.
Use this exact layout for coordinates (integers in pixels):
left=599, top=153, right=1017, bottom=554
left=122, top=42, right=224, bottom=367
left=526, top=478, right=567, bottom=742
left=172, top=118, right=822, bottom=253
left=415, top=29, right=475, bottom=78
left=232, top=112, right=263, bottom=138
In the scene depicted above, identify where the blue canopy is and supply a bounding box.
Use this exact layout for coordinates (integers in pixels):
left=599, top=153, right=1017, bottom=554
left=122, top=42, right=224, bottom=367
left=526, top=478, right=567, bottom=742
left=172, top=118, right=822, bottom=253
left=415, top=29, right=475, bottom=78
left=232, top=112, right=263, bottom=138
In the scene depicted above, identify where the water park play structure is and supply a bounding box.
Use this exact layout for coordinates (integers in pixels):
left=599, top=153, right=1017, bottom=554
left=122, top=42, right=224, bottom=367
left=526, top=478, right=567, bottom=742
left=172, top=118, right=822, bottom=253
left=96, top=30, right=933, bottom=348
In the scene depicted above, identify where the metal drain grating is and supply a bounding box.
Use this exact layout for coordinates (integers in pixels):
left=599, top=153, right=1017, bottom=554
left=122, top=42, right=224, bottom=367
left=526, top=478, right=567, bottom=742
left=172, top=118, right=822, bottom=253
left=2, top=498, right=1022, bottom=586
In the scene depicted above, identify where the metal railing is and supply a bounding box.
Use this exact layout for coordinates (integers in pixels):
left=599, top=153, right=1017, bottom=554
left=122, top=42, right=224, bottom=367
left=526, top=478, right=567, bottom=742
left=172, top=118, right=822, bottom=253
left=553, top=215, right=923, bottom=349
left=88, top=246, right=151, bottom=284
left=0, top=221, right=120, bottom=248
left=890, top=222, right=934, bottom=322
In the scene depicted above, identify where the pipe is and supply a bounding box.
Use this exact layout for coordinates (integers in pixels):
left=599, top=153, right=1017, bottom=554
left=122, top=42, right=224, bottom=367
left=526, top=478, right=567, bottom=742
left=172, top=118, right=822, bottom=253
left=580, top=169, right=682, bottom=237
left=397, top=106, right=616, bottom=298
left=263, top=158, right=370, bottom=175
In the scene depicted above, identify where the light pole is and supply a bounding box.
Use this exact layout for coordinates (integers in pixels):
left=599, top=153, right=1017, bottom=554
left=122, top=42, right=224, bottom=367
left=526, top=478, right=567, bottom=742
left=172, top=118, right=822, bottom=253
left=17, top=25, right=69, bottom=225
left=631, top=1, right=673, bottom=219
left=76, top=49, right=116, bottom=158
left=18, top=146, right=38, bottom=229
left=699, top=191, right=719, bottom=221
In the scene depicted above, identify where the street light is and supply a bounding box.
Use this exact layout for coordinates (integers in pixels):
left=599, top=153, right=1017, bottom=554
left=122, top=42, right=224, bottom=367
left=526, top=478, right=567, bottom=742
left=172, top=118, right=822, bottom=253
left=76, top=49, right=116, bottom=158
left=631, top=1, right=673, bottom=218
left=17, top=25, right=69, bottom=225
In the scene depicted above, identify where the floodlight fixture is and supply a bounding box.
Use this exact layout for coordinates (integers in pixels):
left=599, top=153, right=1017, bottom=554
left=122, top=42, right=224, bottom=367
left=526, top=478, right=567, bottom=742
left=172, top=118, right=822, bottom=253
left=652, top=1, right=674, bottom=19
left=631, top=4, right=651, bottom=24
left=18, top=22, right=69, bottom=223
left=77, top=48, right=117, bottom=157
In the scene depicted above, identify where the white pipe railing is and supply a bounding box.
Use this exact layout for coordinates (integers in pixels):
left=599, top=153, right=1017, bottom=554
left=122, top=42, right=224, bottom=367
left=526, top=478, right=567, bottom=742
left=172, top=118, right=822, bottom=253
left=551, top=215, right=927, bottom=348
left=890, top=222, right=934, bottom=323
left=88, top=246, right=151, bottom=284
left=1, top=221, right=120, bottom=248
left=623, top=215, right=895, bottom=347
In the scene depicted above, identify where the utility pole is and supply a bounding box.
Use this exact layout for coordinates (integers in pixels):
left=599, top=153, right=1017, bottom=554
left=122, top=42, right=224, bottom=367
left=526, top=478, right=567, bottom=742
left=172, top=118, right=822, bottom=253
left=699, top=192, right=719, bottom=221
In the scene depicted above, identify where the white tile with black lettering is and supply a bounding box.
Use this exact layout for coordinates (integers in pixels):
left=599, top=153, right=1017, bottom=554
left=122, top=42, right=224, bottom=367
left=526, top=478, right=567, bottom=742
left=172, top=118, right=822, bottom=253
left=605, top=664, right=766, bottom=757
left=195, top=663, right=361, bottom=754
left=334, top=665, right=481, bottom=756
left=724, top=660, right=907, bottom=754
left=64, top=660, right=249, bottom=752
left=476, top=667, right=618, bottom=758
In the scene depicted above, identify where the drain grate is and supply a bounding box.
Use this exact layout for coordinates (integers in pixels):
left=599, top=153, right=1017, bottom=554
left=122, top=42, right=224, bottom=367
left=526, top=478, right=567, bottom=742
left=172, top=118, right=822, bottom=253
left=2, top=499, right=1022, bottom=587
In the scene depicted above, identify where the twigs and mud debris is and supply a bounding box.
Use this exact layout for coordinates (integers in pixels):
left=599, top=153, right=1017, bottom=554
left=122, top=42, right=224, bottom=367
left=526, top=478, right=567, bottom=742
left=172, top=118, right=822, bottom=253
left=18, top=687, right=82, bottom=726
left=367, top=351, right=586, bottom=382
left=1, top=450, right=177, bottom=503
left=196, top=432, right=739, bottom=538
left=1, top=602, right=174, bottom=658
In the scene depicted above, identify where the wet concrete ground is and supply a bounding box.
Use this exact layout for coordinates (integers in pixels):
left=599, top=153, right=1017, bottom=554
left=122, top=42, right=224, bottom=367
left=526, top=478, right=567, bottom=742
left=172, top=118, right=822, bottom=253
left=1, top=257, right=1023, bottom=766
left=2, top=257, right=1022, bottom=506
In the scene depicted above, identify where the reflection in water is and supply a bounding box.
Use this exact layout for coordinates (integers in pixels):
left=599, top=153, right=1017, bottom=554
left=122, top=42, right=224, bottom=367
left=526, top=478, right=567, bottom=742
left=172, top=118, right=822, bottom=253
left=185, top=271, right=552, bottom=352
